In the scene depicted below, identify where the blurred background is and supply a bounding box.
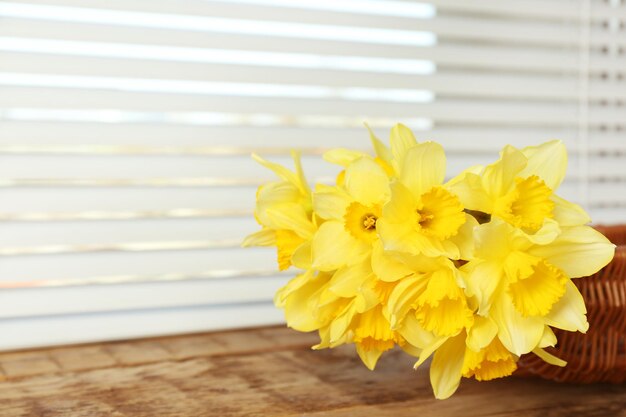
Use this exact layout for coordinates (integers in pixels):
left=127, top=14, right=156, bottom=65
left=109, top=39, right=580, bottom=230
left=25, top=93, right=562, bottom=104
left=0, top=0, right=624, bottom=350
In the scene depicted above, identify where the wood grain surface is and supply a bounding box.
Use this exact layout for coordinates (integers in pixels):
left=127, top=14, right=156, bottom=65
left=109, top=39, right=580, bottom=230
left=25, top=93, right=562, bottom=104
left=0, top=325, right=623, bottom=416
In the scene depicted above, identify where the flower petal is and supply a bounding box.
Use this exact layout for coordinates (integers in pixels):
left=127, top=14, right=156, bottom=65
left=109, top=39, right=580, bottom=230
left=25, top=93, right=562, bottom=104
left=401, top=142, right=446, bottom=199
left=533, top=348, right=567, bottom=367
left=266, top=204, right=316, bottom=238
left=399, top=314, right=438, bottom=350
left=491, top=294, right=544, bottom=356
left=387, top=274, right=428, bottom=328
left=482, top=145, right=527, bottom=198
left=520, top=140, right=567, bottom=191
left=538, top=325, right=557, bottom=348
left=356, top=344, right=384, bottom=370
left=313, top=184, right=352, bottom=220
left=414, top=337, right=448, bottom=369
left=390, top=123, right=417, bottom=172
left=328, top=260, right=372, bottom=298
left=329, top=301, right=359, bottom=342
left=276, top=230, right=306, bottom=270
left=371, top=240, right=415, bottom=282
left=401, top=342, right=423, bottom=358
left=382, top=181, right=417, bottom=221
left=311, top=221, right=369, bottom=271
left=552, top=194, right=591, bottom=226
left=291, top=150, right=311, bottom=195
left=473, top=220, right=515, bottom=261
left=241, top=228, right=275, bottom=247
left=366, top=123, right=393, bottom=165
left=463, top=260, right=503, bottom=315
left=514, top=218, right=560, bottom=246
left=354, top=288, right=381, bottom=313
left=400, top=252, right=450, bottom=273
left=255, top=182, right=302, bottom=226
left=323, top=148, right=367, bottom=167
left=252, top=153, right=300, bottom=184
left=274, top=269, right=314, bottom=307
left=314, top=323, right=351, bottom=350
left=291, top=240, right=312, bottom=269
left=466, top=316, right=498, bottom=352
left=545, top=279, right=589, bottom=332
left=345, top=157, right=390, bottom=206
left=447, top=172, right=493, bottom=213
left=378, top=216, right=447, bottom=257
left=447, top=213, right=478, bottom=260
left=415, top=269, right=474, bottom=337
left=528, top=225, right=615, bottom=278
left=430, top=333, right=466, bottom=400
left=281, top=271, right=329, bottom=332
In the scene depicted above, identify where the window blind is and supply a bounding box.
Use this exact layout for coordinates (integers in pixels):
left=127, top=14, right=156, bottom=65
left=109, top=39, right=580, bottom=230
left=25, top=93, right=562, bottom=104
left=0, top=0, right=624, bottom=350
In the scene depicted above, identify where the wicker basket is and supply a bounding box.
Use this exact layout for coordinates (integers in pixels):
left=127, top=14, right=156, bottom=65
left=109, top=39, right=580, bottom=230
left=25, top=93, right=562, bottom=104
left=516, top=225, right=626, bottom=383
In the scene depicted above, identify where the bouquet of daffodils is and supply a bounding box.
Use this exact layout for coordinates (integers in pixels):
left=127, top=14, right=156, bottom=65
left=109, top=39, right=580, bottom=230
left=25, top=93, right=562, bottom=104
left=242, top=124, right=615, bottom=399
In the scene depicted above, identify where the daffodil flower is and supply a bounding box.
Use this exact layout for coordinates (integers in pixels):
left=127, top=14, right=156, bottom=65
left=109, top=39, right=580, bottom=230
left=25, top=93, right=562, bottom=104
left=352, top=304, right=403, bottom=369
left=463, top=219, right=614, bottom=355
left=420, top=317, right=570, bottom=399
left=376, top=140, right=476, bottom=259
left=449, top=140, right=590, bottom=234
left=385, top=257, right=474, bottom=339
left=243, top=152, right=316, bottom=270
left=311, top=156, right=391, bottom=271
left=274, top=269, right=332, bottom=332
left=411, top=315, right=516, bottom=399
left=323, top=259, right=410, bottom=370
left=313, top=273, right=402, bottom=370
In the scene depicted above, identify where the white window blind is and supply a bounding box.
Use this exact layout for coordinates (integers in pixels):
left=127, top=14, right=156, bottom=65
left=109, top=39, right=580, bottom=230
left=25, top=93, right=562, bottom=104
left=0, top=0, right=624, bottom=349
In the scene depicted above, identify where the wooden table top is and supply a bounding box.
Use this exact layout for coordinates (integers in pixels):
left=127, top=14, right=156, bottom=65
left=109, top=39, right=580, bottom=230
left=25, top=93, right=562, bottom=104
left=0, top=325, right=623, bottom=416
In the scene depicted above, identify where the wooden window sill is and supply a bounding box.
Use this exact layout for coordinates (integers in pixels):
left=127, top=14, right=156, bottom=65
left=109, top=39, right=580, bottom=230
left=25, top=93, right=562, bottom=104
left=0, top=325, right=623, bottom=416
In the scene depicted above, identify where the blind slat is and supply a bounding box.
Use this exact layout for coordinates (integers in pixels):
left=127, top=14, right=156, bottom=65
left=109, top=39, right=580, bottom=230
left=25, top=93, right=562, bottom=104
left=431, top=0, right=626, bottom=21
left=4, top=54, right=626, bottom=101
left=0, top=123, right=615, bottom=152
left=0, top=217, right=257, bottom=247
left=0, top=86, right=591, bottom=125
left=5, top=20, right=613, bottom=74
left=0, top=248, right=276, bottom=282
left=0, top=53, right=604, bottom=102
left=0, top=302, right=282, bottom=350
left=1, top=0, right=588, bottom=47
left=0, top=276, right=282, bottom=317
left=0, top=154, right=623, bottom=181
left=5, top=0, right=623, bottom=48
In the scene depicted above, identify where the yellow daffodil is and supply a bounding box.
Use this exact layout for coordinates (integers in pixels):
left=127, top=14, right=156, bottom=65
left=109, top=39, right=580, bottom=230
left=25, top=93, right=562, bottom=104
left=413, top=315, right=517, bottom=399
left=462, top=337, right=518, bottom=382
left=376, top=142, right=477, bottom=259
left=449, top=140, right=590, bottom=234
left=353, top=304, right=404, bottom=369
left=314, top=259, right=405, bottom=370
left=423, top=320, right=566, bottom=399
left=379, top=181, right=464, bottom=252
left=462, top=219, right=614, bottom=356
left=242, top=152, right=316, bottom=270
left=386, top=257, right=474, bottom=339
left=311, top=156, right=390, bottom=271
left=274, top=269, right=333, bottom=332
left=316, top=296, right=401, bottom=370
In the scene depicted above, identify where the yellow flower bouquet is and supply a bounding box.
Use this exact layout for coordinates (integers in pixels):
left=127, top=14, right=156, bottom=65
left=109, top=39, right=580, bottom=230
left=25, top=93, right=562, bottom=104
left=242, top=124, right=615, bottom=399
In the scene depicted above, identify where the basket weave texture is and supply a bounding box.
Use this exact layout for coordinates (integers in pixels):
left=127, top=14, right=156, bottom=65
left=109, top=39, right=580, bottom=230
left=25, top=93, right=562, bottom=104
left=516, top=225, right=626, bottom=383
